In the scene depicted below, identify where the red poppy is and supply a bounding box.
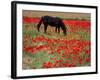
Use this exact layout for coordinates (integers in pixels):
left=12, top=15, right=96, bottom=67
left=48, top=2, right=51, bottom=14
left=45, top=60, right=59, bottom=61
left=25, top=47, right=33, bottom=52
left=85, top=49, right=91, bottom=55
left=43, top=61, right=53, bottom=68
left=86, top=57, right=91, bottom=62
left=79, top=58, right=83, bottom=65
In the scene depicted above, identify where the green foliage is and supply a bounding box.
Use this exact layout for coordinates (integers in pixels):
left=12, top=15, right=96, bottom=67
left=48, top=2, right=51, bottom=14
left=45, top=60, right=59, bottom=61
left=77, top=31, right=90, bottom=40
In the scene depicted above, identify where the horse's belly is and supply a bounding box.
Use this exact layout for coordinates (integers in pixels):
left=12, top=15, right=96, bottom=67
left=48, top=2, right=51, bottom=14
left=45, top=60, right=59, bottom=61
left=48, top=23, right=57, bottom=27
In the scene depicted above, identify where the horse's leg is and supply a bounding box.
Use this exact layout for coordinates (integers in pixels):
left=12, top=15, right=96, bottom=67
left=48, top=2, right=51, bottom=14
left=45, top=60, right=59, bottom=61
left=37, top=25, right=40, bottom=32
left=44, top=24, right=48, bottom=33
left=55, top=27, right=57, bottom=33
left=37, top=18, right=43, bottom=32
left=58, top=27, right=60, bottom=34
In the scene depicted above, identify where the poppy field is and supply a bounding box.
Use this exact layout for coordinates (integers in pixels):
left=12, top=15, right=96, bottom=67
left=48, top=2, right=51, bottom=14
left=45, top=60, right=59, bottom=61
left=22, top=17, right=91, bottom=69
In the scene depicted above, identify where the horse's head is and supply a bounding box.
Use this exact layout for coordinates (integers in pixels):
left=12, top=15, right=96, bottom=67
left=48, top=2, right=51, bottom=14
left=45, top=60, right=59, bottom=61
left=63, top=28, right=67, bottom=35
left=61, top=25, right=67, bottom=35
left=64, top=30, right=67, bottom=35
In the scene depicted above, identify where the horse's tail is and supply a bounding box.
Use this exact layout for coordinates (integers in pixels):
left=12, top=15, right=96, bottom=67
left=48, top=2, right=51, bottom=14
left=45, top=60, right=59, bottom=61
left=37, top=17, right=43, bottom=32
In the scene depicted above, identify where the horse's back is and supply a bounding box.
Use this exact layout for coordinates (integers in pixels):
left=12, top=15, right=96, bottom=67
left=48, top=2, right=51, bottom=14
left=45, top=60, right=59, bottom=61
left=42, top=16, right=63, bottom=25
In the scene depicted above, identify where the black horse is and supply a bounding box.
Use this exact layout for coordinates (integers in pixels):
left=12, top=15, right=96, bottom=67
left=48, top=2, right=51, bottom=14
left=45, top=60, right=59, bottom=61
left=37, top=16, right=67, bottom=35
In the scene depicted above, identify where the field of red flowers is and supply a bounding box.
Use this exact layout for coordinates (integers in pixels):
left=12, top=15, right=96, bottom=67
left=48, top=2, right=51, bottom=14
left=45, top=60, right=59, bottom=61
left=22, top=17, right=91, bottom=69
